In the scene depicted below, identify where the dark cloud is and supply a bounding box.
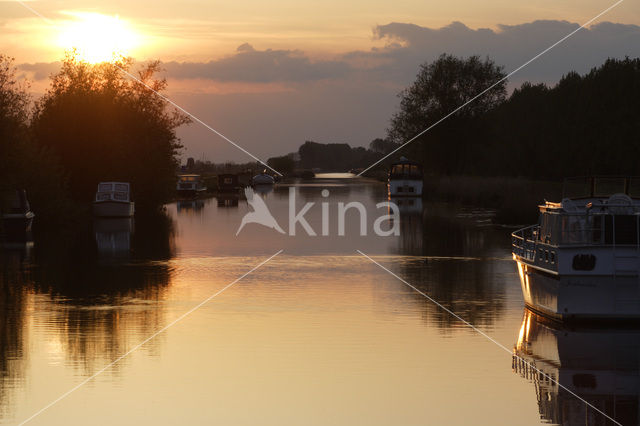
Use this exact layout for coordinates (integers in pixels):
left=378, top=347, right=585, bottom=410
left=161, top=44, right=351, bottom=83
left=17, top=20, right=640, bottom=88
left=364, top=20, right=640, bottom=85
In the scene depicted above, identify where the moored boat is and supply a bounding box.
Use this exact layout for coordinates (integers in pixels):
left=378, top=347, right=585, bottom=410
left=251, top=170, right=275, bottom=186
left=93, top=182, right=135, bottom=217
left=512, top=176, right=640, bottom=321
left=177, top=174, right=207, bottom=198
left=388, top=157, right=423, bottom=197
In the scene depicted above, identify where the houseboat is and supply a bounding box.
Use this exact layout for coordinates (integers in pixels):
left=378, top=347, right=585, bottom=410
left=388, top=157, right=423, bottom=197
left=93, top=182, right=135, bottom=217
left=177, top=174, right=207, bottom=198
left=1, top=189, right=35, bottom=241
left=217, top=174, right=240, bottom=193
left=512, top=176, right=640, bottom=321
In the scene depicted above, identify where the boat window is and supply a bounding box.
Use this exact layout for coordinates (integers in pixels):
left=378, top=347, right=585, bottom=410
left=392, top=165, right=403, bottom=175
left=98, top=183, right=112, bottom=192
left=96, top=192, right=110, bottom=201
left=573, top=254, right=596, bottom=271
left=410, top=165, right=420, bottom=176
left=115, top=183, right=128, bottom=192
left=113, top=192, right=128, bottom=201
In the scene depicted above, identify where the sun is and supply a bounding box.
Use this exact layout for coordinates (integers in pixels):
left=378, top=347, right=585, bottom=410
left=57, top=12, right=140, bottom=63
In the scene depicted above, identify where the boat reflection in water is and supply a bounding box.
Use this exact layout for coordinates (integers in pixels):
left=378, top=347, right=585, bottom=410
left=94, top=217, right=134, bottom=259
left=513, top=309, right=640, bottom=425
left=390, top=196, right=424, bottom=254
left=177, top=199, right=205, bottom=214
left=216, top=195, right=239, bottom=207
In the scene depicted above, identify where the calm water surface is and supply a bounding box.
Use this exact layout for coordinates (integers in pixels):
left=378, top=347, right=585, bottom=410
left=0, top=178, right=636, bottom=425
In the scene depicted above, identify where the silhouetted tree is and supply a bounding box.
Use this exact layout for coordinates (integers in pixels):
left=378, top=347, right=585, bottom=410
left=267, top=154, right=295, bottom=175
left=32, top=53, right=191, bottom=209
left=369, top=138, right=397, bottom=154
left=387, top=54, right=507, bottom=174
left=0, top=55, right=69, bottom=222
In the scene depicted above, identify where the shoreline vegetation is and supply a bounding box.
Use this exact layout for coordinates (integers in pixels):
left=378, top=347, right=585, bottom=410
left=1, top=52, right=639, bottom=232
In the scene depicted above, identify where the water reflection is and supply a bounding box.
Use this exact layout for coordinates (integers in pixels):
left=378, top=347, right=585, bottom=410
left=177, top=199, right=205, bottom=214
left=94, top=217, right=134, bottom=259
left=0, top=246, right=29, bottom=418
left=0, top=210, right=177, bottom=418
left=513, top=309, right=640, bottom=425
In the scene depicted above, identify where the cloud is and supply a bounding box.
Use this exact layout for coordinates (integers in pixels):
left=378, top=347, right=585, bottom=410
left=17, top=20, right=640, bottom=88
left=362, top=20, right=640, bottom=85
left=14, top=20, right=640, bottom=163
left=17, top=61, right=61, bottom=80
left=161, top=43, right=351, bottom=83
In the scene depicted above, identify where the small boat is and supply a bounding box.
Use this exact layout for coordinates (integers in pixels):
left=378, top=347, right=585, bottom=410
left=251, top=170, right=275, bottom=185
left=217, top=174, right=240, bottom=193
left=177, top=174, right=207, bottom=198
left=93, top=182, right=135, bottom=217
left=388, top=157, right=423, bottom=197
left=512, top=176, right=640, bottom=321
left=1, top=189, right=35, bottom=241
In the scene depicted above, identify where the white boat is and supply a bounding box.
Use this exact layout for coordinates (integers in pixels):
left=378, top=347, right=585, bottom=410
left=251, top=170, right=275, bottom=185
left=177, top=174, right=207, bottom=198
left=512, top=176, right=640, bottom=321
left=1, top=190, right=35, bottom=241
left=388, top=157, right=423, bottom=197
left=93, top=182, right=135, bottom=217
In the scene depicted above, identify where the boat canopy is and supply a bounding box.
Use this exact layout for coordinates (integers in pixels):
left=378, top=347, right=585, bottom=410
left=178, top=174, right=201, bottom=182
left=95, top=182, right=131, bottom=202
left=563, top=176, right=640, bottom=200
left=389, top=157, right=422, bottom=179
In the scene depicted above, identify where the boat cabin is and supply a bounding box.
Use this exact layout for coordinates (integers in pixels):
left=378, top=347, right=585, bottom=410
left=95, top=182, right=131, bottom=203
left=388, top=157, right=423, bottom=197
left=217, top=174, right=239, bottom=193
left=177, top=174, right=207, bottom=196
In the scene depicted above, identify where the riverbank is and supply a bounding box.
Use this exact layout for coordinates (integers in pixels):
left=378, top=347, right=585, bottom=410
left=423, top=176, right=562, bottom=225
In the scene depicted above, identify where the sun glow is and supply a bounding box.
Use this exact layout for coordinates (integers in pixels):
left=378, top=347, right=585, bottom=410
left=57, top=12, right=140, bottom=63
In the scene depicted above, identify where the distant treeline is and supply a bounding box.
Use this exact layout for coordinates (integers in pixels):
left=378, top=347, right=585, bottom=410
left=2, top=51, right=640, bottom=224
left=266, top=56, right=640, bottom=179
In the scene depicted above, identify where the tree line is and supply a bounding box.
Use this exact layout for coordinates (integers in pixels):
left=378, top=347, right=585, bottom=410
left=0, top=53, right=189, bottom=224
left=278, top=55, right=640, bottom=179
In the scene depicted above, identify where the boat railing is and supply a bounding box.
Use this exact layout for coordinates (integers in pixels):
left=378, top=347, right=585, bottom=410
left=512, top=225, right=538, bottom=260
left=514, top=212, right=640, bottom=250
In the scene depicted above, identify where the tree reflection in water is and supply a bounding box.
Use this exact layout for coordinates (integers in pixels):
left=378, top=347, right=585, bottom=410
left=393, top=202, right=510, bottom=330
left=0, top=209, right=176, bottom=409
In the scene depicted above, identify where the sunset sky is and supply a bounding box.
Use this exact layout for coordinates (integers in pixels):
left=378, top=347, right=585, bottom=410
left=2, top=0, right=640, bottom=163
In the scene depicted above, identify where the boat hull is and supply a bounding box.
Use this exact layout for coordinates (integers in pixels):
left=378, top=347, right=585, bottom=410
left=515, top=257, right=640, bottom=321
left=93, top=201, right=134, bottom=217
left=388, top=179, right=422, bottom=197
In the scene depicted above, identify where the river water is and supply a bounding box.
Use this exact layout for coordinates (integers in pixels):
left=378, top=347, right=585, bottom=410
left=0, top=177, right=635, bottom=425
